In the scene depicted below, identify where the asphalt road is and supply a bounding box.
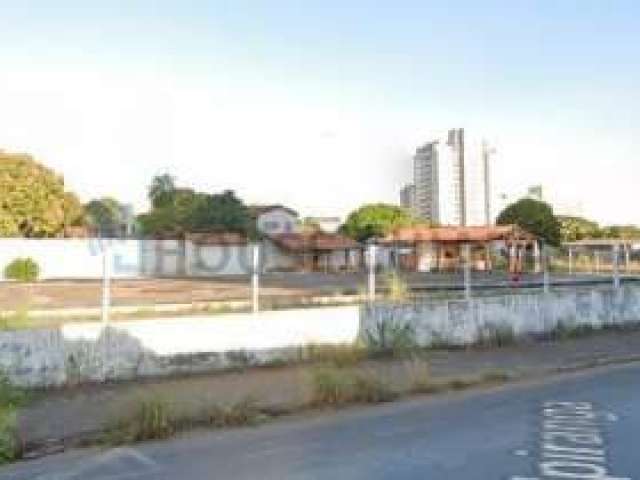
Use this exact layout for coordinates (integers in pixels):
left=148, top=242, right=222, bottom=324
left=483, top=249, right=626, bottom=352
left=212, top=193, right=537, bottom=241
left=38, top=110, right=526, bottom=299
left=3, top=364, right=639, bottom=480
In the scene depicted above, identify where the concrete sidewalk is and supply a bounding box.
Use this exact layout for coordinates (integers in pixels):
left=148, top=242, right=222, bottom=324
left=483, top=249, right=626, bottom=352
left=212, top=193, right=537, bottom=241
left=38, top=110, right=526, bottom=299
left=18, top=329, right=640, bottom=451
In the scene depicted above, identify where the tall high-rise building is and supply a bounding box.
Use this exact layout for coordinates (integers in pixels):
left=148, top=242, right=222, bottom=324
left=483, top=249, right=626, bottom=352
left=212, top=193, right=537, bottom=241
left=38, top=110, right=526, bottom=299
left=399, top=183, right=417, bottom=215
left=411, top=128, right=493, bottom=226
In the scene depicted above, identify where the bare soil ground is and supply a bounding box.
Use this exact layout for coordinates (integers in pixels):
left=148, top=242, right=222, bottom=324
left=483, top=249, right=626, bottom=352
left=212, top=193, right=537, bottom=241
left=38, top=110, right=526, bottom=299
left=0, top=278, right=323, bottom=310
left=1, top=272, right=629, bottom=311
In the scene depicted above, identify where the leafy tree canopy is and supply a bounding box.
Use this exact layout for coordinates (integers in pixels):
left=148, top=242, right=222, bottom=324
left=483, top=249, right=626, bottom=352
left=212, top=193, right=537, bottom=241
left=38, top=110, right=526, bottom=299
left=148, top=173, right=177, bottom=209
left=497, top=198, right=561, bottom=246
left=0, top=151, right=85, bottom=237
left=138, top=177, right=252, bottom=237
left=558, top=216, right=601, bottom=243
left=600, top=225, right=640, bottom=240
left=341, top=203, right=422, bottom=242
left=85, top=197, right=125, bottom=236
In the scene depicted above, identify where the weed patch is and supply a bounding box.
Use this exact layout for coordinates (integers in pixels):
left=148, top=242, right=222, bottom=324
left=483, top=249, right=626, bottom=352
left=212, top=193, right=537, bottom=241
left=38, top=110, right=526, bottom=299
left=104, top=396, right=267, bottom=445
left=363, top=321, right=418, bottom=358
left=202, top=397, right=265, bottom=428
left=105, top=398, right=175, bottom=444
left=303, top=343, right=368, bottom=368
left=310, top=367, right=396, bottom=407
left=0, top=374, right=27, bottom=464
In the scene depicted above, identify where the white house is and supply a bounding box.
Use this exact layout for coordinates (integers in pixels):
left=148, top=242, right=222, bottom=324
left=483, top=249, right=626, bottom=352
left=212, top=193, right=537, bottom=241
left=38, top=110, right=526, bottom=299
left=250, top=205, right=299, bottom=236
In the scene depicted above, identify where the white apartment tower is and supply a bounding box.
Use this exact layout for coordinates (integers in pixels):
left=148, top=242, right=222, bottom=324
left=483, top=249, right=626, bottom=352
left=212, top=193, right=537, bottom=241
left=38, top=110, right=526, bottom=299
left=399, top=183, right=417, bottom=215
left=411, top=128, right=493, bottom=226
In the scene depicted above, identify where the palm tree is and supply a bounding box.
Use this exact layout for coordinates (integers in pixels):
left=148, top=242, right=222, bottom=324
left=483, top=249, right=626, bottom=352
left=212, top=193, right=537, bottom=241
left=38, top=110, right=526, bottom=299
left=148, top=174, right=176, bottom=208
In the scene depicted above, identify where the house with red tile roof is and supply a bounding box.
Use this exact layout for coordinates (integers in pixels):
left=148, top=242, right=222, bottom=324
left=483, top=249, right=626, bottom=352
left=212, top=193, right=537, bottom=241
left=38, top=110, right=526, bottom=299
left=380, top=225, right=538, bottom=273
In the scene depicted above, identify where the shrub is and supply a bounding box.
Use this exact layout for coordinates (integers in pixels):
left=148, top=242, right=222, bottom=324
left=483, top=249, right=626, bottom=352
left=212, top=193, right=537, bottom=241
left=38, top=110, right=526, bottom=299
left=3, top=258, right=39, bottom=282
left=0, top=374, right=26, bottom=464
left=0, top=375, right=26, bottom=408
left=0, top=407, right=20, bottom=464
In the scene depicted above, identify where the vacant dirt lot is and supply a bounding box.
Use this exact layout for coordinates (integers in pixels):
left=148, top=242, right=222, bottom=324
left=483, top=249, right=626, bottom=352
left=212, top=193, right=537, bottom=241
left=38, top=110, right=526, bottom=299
left=0, top=278, right=312, bottom=310
left=0, top=272, right=627, bottom=310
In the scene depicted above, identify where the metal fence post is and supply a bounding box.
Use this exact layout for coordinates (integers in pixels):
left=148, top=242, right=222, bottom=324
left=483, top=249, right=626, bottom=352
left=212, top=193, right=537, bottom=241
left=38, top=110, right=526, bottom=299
left=533, top=241, right=542, bottom=274
left=252, top=243, right=260, bottom=313
left=101, top=240, right=111, bottom=325
left=368, top=243, right=376, bottom=303
left=568, top=248, right=574, bottom=275
left=613, top=243, right=620, bottom=289
left=463, top=244, right=471, bottom=301
left=543, top=244, right=550, bottom=294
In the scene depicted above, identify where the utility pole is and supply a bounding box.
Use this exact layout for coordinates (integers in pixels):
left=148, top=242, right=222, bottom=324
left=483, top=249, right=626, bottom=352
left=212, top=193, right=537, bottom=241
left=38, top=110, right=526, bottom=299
left=463, top=244, right=472, bottom=300
left=613, top=243, right=620, bottom=289
left=368, top=243, right=377, bottom=303
left=543, top=244, right=551, bottom=294
left=101, top=240, right=111, bottom=326
left=252, top=243, right=260, bottom=313
left=482, top=141, right=496, bottom=226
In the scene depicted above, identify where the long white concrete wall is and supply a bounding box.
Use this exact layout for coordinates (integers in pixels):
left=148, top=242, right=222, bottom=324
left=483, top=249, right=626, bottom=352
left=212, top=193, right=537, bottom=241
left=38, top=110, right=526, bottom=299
left=0, top=306, right=360, bottom=387
left=0, top=238, right=254, bottom=279
left=4, top=287, right=640, bottom=388
left=361, top=286, right=640, bottom=347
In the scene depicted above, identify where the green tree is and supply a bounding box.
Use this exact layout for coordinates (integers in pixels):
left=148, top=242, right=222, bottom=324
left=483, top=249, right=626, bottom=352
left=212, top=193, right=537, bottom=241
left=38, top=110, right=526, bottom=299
left=497, top=198, right=561, bottom=246
left=341, top=204, right=420, bottom=242
left=0, top=209, right=19, bottom=237
left=85, top=197, right=124, bottom=236
left=600, top=225, right=640, bottom=239
left=63, top=192, right=86, bottom=229
left=188, top=190, right=252, bottom=234
left=558, top=216, right=601, bottom=243
left=0, top=151, right=82, bottom=237
left=148, top=173, right=176, bottom=209
left=138, top=179, right=253, bottom=237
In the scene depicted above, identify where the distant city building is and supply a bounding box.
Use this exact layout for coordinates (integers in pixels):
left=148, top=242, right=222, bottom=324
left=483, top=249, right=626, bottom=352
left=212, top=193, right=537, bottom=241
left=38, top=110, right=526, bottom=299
left=410, top=128, right=493, bottom=226
left=399, top=184, right=417, bottom=215
left=527, top=185, right=544, bottom=201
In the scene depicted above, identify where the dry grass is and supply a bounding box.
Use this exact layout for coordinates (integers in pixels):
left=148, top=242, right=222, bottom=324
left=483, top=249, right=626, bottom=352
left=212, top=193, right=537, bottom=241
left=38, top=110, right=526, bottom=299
left=201, top=397, right=265, bottom=428
left=309, top=367, right=396, bottom=407
left=104, top=396, right=266, bottom=445
left=303, top=343, right=368, bottom=368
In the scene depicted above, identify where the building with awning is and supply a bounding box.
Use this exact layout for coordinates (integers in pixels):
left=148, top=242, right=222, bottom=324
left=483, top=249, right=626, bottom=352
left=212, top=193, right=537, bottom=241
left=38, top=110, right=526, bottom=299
left=263, top=232, right=362, bottom=272
left=380, top=225, right=538, bottom=273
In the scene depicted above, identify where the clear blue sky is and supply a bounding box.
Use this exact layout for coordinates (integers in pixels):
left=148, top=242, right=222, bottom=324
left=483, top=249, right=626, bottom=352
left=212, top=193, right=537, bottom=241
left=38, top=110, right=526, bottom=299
left=1, top=1, right=639, bottom=223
